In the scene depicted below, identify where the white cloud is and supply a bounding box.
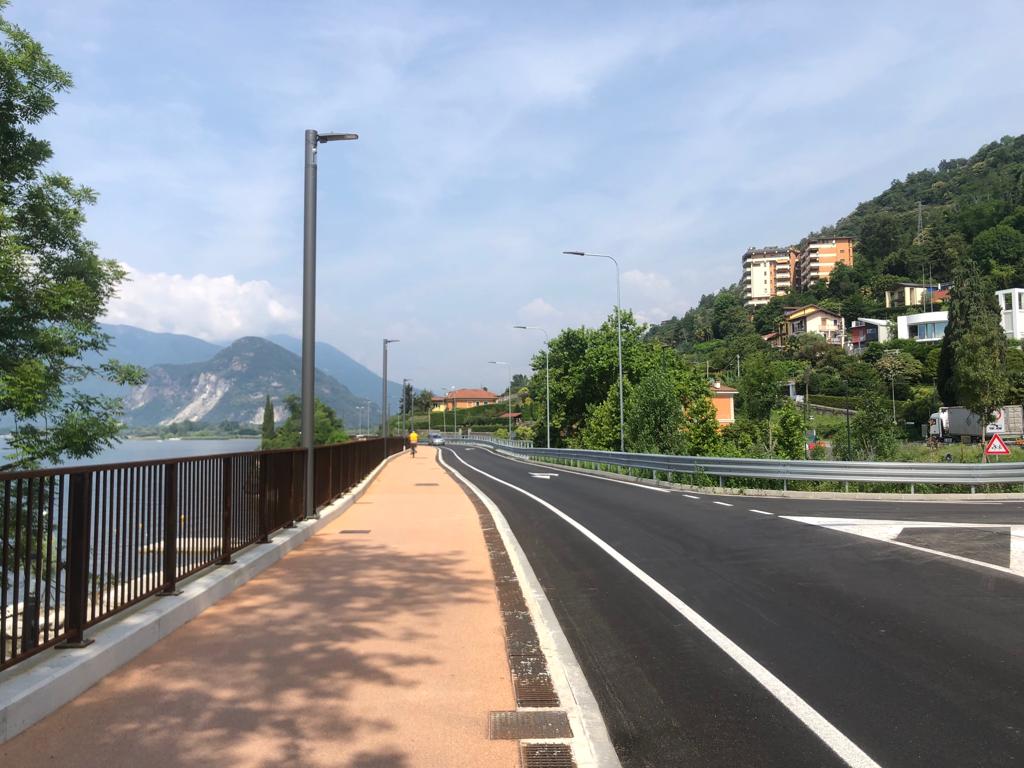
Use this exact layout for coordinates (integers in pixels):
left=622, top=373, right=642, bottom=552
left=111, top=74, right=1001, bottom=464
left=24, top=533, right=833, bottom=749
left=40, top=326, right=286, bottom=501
left=518, top=297, right=558, bottom=321
left=103, top=264, right=299, bottom=341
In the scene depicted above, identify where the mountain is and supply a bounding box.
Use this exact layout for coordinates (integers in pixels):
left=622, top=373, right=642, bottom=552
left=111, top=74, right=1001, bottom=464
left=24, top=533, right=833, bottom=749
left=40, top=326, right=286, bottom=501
left=266, top=334, right=402, bottom=408
left=100, top=324, right=223, bottom=367
left=124, top=337, right=378, bottom=427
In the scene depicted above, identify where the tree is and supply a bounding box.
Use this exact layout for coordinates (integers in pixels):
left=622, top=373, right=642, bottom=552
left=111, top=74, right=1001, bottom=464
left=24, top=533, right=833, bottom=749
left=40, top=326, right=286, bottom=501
left=413, top=388, right=434, bottom=415
left=261, top=395, right=275, bottom=441
left=681, top=394, right=721, bottom=456
left=0, top=6, right=144, bottom=468
left=937, top=258, right=1008, bottom=421
left=400, top=381, right=414, bottom=418
left=844, top=393, right=902, bottom=460
left=875, top=351, right=924, bottom=418
left=739, top=352, right=783, bottom=420
left=624, top=368, right=685, bottom=455
left=771, top=400, right=806, bottom=460
left=263, top=396, right=348, bottom=449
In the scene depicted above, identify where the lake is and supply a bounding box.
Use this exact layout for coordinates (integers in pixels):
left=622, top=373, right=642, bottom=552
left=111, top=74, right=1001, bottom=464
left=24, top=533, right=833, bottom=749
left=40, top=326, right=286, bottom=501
left=0, top=435, right=262, bottom=469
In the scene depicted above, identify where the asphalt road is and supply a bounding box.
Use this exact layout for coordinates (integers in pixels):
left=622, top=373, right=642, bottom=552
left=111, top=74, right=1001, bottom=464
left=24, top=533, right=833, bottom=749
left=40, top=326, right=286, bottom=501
left=442, top=445, right=1024, bottom=768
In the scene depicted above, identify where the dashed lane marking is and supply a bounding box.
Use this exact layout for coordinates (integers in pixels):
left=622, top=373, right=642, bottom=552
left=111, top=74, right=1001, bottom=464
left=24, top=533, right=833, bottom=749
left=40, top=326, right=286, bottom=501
left=749, top=509, right=773, bottom=516
left=448, top=449, right=881, bottom=768
left=683, top=494, right=700, bottom=500
left=713, top=501, right=733, bottom=507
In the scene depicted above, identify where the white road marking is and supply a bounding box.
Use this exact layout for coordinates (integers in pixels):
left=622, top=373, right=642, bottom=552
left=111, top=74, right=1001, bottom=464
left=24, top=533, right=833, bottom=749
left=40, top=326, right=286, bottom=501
left=447, top=449, right=881, bottom=768
left=530, top=472, right=559, bottom=479
left=749, top=509, right=773, bottom=516
left=784, top=516, right=1024, bottom=578
left=683, top=494, right=700, bottom=500
left=468, top=446, right=671, bottom=493
left=713, top=501, right=733, bottom=507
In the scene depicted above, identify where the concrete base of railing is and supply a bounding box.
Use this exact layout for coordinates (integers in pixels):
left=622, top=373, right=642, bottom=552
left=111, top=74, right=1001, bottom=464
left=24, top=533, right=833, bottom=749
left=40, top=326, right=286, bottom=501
left=0, top=450, right=403, bottom=745
left=485, top=446, right=1024, bottom=502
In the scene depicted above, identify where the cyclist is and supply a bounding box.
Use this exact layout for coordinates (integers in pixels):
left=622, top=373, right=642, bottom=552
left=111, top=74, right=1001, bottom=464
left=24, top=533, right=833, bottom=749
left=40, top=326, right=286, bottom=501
left=408, top=428, right=419, bottom=457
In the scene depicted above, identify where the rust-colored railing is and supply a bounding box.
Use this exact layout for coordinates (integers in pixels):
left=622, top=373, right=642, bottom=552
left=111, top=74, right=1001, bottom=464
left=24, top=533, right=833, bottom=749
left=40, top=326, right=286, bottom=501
left=0, top=437, right=404, bottom=671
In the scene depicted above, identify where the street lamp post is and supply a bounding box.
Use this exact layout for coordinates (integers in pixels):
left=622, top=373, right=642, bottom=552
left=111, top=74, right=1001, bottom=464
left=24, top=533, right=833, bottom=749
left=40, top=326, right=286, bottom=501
left=382, top=339, right=399, bottom=451
left=401, top=378, right=409, bottom=436
left=564, top=251, right=624, bottom=452
left=302, top=128, right=358, bottom=519
left=489, top=361, right=513, bottom=439
left=514, top=325, right=550, bottom=448
left=448, top=386, right=459, bottom=436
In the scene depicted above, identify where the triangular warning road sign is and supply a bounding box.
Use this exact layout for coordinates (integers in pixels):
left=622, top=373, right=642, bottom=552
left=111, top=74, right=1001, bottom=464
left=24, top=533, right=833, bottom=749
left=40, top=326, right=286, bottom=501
left=985, top=433, right=1011, bottom=456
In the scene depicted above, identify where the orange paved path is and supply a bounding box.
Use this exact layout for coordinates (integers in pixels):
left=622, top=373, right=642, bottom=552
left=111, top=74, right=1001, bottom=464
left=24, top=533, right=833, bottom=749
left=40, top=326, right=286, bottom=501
left=1, top=447, right=518, bottom=767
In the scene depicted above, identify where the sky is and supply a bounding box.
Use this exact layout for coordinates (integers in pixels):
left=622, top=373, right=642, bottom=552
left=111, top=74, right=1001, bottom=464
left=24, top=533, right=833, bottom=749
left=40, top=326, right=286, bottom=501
left=9, top=0, right=1024, bottom=393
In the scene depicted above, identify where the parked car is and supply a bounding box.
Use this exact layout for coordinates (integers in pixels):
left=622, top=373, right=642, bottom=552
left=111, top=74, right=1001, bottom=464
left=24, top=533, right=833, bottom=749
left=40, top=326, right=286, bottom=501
left=428, top=432, right=445, bottom=446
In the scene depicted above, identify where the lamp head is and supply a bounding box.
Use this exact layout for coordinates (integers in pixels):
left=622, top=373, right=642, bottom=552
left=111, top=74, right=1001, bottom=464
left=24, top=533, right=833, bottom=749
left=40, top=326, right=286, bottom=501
left=562, top=250, right=585, bottom=256
left=318, top=132, right=359, bottom=143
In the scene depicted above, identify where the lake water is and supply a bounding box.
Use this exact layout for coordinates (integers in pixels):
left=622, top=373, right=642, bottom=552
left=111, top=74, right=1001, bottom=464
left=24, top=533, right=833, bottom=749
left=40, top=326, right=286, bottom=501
left=0, top=436, right=262, bottom=469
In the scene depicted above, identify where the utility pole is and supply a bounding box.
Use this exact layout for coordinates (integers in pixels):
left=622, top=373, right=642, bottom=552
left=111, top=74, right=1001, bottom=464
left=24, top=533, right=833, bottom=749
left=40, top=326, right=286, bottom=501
left=382, top=339, right=399, bottom=453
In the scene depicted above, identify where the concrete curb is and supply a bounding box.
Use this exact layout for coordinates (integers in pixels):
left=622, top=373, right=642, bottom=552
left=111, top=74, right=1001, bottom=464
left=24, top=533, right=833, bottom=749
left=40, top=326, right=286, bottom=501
left=438, top=449, right=622, bottom=768
left=0, top=450, right=403, bottom=745
left=487, top=447, right=1021, bottom=503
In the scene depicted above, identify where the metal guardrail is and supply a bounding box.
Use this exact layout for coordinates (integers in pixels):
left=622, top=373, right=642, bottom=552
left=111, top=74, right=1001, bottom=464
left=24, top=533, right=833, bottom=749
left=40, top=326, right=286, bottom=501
left=449, top=437, right=1024, bottom=490
left=0, top=437, right=405, bottom=672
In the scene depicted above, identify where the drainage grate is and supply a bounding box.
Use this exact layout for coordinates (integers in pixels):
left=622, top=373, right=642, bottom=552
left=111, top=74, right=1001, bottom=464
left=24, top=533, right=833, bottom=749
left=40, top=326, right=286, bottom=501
left=488, top=710, right=572, bottom=740
left=414, top=482, right=439, bottom=486
left=520, top=743, right=576, bottom=768
left=510, top=654, right=559, bottom=707
left=339, top=529, right=371, bottom=534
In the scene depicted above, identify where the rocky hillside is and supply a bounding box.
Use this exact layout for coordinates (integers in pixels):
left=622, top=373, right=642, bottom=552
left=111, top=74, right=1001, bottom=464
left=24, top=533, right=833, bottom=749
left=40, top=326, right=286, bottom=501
left=124, top=337, right=374, bottom=427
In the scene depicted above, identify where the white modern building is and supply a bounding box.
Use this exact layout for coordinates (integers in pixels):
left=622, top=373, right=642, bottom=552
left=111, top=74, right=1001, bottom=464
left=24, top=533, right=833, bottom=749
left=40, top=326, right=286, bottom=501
left=997, top=288, right=1024, bottom=341
left=896, top=311, right=948, bottom=342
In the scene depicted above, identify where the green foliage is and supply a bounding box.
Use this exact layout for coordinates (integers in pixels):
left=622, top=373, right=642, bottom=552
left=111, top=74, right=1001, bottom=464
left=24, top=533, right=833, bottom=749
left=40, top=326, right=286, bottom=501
left=835, top=393, right=902, bottom=460
left=624, top=368, right=685, bottom=455
left=739, top=352, right=785, bottom=420
left=772, top=400, right=806, bottom=460
left=262, top=395, right=348, bottom=449
left=681, top=394, right=721, bottom=456
left=261, top=395, right=275, bottom=441
left=937, top=258, right=1009, bottom=420
left=0, top=8, right=145, bottom=468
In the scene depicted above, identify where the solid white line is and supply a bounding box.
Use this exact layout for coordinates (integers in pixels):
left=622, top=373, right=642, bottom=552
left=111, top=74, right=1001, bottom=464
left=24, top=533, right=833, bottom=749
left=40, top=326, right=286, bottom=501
left=447, top=449, right=881, bottom=768
left=468, top=446, right=671, bottom=493
left=438, top=450, right=621, bottom=768
left=713, top=501, right=733, bottom=507
left=683, top=494, right=700, bottom=500
left=750, top=509, right=773, bottom=516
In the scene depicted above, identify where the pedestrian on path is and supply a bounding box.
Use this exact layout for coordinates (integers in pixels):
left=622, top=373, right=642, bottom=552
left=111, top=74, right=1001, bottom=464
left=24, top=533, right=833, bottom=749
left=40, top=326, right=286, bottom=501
left=408, top=428, right=418, bottom=457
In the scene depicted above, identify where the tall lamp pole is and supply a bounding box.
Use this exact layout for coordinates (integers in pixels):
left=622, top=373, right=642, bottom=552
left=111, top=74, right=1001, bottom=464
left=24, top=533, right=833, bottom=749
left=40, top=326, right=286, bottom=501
left=302, top=128, right=357, bottom=519
left=448, top=386, right=459, bottom=436
left=401, top=378, right=409, bottom=436
left=382, top=339, right=399, bottom=449
left=489, top=361, right=513, bottom=439
left=564, top=251, right=624, bottom=452
left=514, top=325, right=550, bottom=447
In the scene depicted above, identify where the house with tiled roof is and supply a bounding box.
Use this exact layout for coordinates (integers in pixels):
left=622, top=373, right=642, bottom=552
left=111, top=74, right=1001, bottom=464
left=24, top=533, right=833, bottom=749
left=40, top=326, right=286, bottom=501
left=431, top=388, right=499, bottom=411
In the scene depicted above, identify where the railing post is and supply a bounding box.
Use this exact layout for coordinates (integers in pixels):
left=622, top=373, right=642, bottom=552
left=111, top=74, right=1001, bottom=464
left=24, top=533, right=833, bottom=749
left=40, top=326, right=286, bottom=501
left=159, top=463, right=182, bottom=596
left=218, top=456, right=235, bottom=565
left=57, top=472, right=94, bottom=648
left=259, top=454, right=272, bottom=541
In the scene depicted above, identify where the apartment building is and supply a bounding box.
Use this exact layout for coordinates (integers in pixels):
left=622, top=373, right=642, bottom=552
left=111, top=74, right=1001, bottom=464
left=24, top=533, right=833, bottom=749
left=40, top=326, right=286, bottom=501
left=741, top=246, right=798, bottom=307
left=797, top=237, right=854, bottom=289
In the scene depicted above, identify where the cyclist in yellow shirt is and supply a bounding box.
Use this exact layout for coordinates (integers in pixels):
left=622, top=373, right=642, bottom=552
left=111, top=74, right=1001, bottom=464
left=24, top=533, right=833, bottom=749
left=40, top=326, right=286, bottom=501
left=408, top=429, right=419, bottom=457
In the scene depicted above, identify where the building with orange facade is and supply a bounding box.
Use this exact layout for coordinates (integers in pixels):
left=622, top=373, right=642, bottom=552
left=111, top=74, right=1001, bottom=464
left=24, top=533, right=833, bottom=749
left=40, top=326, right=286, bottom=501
left=431, top=388, right=499, bottom=411
left=797, top=237, right=853, bottom=289
left=741, top=246, right=799, bottom=307
left=709, top=381, right=737, bottom=427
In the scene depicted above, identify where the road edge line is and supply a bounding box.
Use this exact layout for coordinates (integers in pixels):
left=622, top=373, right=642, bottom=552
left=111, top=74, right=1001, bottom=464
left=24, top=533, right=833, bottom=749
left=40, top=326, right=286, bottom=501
left=446, top=447, right=882, bottom=768
left=438, top=448, right=621, bottom=768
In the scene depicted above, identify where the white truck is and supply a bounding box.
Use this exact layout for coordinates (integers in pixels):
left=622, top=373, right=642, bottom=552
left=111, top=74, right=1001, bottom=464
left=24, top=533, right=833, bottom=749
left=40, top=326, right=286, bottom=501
left=928, top=405, right=1024, bottom=443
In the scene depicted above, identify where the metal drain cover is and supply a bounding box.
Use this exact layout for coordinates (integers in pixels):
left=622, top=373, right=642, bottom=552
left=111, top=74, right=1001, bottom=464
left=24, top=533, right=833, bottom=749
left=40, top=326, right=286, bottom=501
left=488, top=710, right=572, bottom=740
left=339, top=529, right=371, bottom=534
left=520, top=743, right=576, bottom=768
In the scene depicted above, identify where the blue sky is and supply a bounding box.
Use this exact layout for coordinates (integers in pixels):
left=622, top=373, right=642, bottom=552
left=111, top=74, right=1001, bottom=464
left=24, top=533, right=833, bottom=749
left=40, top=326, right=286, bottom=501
left=10, top=0, right=1024, bottom=392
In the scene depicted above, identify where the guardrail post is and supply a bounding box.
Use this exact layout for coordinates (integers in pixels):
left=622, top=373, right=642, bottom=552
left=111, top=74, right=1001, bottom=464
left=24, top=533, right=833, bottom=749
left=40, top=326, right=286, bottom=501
left=218, top=456, right=235, bottom=565
left=159, top=463, right=182, bottom=596
left=57, top=472, right=94, bottom=648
